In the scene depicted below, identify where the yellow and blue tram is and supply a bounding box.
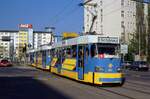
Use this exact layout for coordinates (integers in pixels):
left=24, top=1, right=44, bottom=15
left=27, top=45, right=51, bottom=70
left=27, top=35, right=125, bottom=85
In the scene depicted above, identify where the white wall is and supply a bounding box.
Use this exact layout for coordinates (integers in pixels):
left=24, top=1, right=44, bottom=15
left=84, top=0, right=136, bottom=42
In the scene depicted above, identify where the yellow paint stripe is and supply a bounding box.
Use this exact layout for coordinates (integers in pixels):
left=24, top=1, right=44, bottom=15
left=61, top=69, right=78, bottom=80
left=95, top=73, right=123, bottom=78
left=51, top=58, right=58, bottom=67
left=62, top=59, right=76, bottom=70
left=51, top=67, right=58, bottom=74
left=46, top=66, right=50, bottom=69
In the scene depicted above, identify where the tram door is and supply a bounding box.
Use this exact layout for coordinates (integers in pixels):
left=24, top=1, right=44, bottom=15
left=78, top=45, right=85, bottom=80
left=57, top=49, right=62, bottom=73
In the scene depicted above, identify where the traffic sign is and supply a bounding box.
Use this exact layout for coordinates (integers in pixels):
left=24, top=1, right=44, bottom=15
left=121, top=44, right=128, bottom=54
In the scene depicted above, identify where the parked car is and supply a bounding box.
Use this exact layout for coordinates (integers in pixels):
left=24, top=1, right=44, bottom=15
left=130, top=61, right=149, bottom=71
left=122, top=61, right=132, bottom=69
left=0, top=59, right=12, bottom=67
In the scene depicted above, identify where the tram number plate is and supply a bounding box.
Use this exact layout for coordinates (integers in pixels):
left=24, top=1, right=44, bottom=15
left=108, top=69, right=112, bottom=72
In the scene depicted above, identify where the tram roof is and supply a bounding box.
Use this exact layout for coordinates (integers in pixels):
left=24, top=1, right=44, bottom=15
left=27, top=45, right=52, bottom=53
left=27, top=49, right=35, bottom=53
left=52, top=35, right=120, bottom=48
left=41, top=45, right=52, bottom=50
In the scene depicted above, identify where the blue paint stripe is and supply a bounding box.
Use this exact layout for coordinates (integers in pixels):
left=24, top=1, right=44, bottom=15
left=100, top=78, right=122, bottom=82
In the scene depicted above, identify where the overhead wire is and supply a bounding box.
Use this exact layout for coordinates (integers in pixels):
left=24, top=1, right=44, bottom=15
left=51, top=0, right=128, bottom=33
left=84, top=0, right=131, bottom=17
left=103, top=4, right=131, bottom=17
left=52, top=2, right=82, bottom=25
left=59, top=7, right=83, bottom=31
left=50, top=0, right=75, bottom=25
left=53, top=7, right=81, bottom=27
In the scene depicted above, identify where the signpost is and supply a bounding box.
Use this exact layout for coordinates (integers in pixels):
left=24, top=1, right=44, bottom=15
left=121, top=44, right=128, bottom=70
left=121, top=44, right=128, bottom=54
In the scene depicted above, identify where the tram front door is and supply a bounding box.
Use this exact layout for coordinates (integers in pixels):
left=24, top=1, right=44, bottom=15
left=78, top=46, right=84, bottom=80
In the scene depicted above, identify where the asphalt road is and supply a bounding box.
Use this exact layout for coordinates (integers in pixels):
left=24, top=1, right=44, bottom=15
left=0, top=65, right=150, bottom=99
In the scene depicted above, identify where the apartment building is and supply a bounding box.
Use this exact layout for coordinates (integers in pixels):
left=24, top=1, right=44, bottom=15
left=0, top=30, right=18, bottom=57
left=84, top=0, right=136, bottom=43
left=0, top=30, right=53, bottom=58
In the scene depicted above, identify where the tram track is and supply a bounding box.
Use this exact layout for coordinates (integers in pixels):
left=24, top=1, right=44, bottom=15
left=42, top=73, right=150, bottom=99
left=96, top=85, right=150, bottom=99
left=96, top=87, right=137, bottom=99
left=26, top=66, right=150, bottom=99
left=122, top=86, right=150, bottom=95
left=126, top=81, right=150, bottom=88
left=47, top=75, right=138, bottom=99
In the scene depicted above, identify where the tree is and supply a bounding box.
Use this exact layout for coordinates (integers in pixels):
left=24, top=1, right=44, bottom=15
left=127, top=3, right=150, bottom=62
left=147, top=4, right=150, bottom=62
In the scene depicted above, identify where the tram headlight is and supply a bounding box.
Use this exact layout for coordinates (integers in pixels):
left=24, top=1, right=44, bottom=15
left=95, top=66, right=104, bottom=72
left=117, top=67, right=122, bottom=72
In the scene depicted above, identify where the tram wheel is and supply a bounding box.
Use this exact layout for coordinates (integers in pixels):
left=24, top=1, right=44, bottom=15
left=120, top=78, right=125, bottom=86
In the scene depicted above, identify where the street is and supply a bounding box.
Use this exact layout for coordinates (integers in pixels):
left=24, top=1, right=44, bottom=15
left=0, top=65, right=150, bottom=99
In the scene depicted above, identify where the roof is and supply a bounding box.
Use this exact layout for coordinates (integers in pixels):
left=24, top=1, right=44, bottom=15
left=0, top=30, right=52, bottom=34
left=52, top=35, right=120, bottom=48
left=27, top=45, right=52, bottom=53
left=33, top=31, right=52, bottom=34
left=0, top=30, right=18, bottom=32
left=27, top=35, right=120, bottom=52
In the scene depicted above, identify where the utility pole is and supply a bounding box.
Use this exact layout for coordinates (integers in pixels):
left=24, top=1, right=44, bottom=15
left=144, top=3, right=149, bottom=61
left=79, top=0, right=98, bottom=35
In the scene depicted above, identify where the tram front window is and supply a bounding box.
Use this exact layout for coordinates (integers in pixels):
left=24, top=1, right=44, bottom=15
left=96, top=44, right=119, bottom=58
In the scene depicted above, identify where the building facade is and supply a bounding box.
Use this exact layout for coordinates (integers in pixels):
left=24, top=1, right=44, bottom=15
left=34, top=31, right=53, bottom=48
left=0, top=30, right=18, bottom=58
left=0, top=30, right=53, bottom=58
left=84, top=0, right=136, bottom=43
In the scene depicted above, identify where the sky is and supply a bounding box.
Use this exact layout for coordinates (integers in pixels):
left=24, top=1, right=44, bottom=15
left=0, top=0, right=84, bottom=35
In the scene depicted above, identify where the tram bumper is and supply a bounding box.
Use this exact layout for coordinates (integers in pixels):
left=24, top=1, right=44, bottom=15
left=94, top=73, right=124, bottom=84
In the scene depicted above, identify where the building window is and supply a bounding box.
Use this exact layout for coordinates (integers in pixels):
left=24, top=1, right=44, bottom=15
left=101, top=9, right=103, bottom=13
left=121, top=21, right=124, bottom=27
left=121, top=10, right=124, bottom=17
left=101, top=14, right=103, bottom=22
left=121, top=0, right=124, bottom=6
left=100, top=0, right=102, bottom=6
left=87, top=24, right=89, bottom=28
left=87, top=14, right=89, bottom=22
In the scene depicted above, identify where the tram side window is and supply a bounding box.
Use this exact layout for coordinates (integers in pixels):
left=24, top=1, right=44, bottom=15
left=50, top=49, right=54, bottom=57
left=72, top=46, right=77, bottom=58
left=55, top=49, right=59, bottom=57
left=90, top=44, right=97, bottom=57
left=86, top=47, right=89, bottom=57
left=57, top=49, right=61, bottom=64
left=66, top=48, right=71, bottom=58
left=62, top=48, right=65, bottom=58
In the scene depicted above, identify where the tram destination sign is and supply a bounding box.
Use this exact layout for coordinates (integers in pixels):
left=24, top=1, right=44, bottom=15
left=98, top=37, right=119, bottom=44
